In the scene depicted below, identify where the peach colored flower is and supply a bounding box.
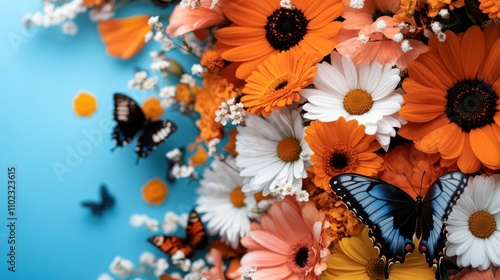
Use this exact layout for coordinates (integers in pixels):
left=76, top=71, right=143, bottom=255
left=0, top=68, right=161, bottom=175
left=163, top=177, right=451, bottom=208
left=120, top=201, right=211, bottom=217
left=336, top=0, right=429, bottom=69
left=166, top=0, right=227, bottom=37
left=240, top=198, right=331, bottom=279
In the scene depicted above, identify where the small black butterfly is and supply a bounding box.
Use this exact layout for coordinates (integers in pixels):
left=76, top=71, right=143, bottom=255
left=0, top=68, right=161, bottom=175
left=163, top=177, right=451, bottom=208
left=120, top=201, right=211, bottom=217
left=81, top=185, right=115, bottom=216
left=112, top=93, right=177, bottom=161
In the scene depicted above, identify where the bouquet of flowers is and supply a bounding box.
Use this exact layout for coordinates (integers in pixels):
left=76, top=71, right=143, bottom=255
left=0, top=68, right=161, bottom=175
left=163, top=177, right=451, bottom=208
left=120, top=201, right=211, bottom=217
left=25, top=0, right=500, bottom=279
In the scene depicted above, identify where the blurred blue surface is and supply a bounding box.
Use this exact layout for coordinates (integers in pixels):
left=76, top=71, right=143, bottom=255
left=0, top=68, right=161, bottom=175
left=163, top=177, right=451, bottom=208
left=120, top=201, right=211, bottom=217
left=0, top=2, right=201, bottom=279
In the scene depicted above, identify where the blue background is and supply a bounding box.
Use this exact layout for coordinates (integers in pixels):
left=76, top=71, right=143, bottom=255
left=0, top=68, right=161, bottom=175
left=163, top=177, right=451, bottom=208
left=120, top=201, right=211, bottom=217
left=0, top=2, right=202, bottom=279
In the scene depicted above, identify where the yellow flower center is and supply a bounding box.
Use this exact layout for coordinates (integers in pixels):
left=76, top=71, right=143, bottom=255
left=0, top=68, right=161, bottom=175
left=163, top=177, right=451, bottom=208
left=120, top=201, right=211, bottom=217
left=365, top=258, right=385, bottom=280
left=469, top=210, right=496, bottom=238
left=343, top=89, right=373, bottom=115
left=229, top=187, right=245, bottom=208
left=277, top=137, right=302, bottom=162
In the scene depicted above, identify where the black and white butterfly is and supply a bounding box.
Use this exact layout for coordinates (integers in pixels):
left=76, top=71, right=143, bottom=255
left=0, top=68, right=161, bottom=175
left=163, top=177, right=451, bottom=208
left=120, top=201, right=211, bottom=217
left=330, top=171, right=467, bottom=278
left=81, top=185, right=115, bottom=216
left=112, top=93, right=177, bottom=160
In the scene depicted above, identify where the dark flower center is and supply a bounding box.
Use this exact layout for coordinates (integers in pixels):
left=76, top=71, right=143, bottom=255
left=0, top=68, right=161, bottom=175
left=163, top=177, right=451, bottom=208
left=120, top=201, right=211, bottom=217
left=372, top=10, right=394, bottom=22
left=265, top=8, right=308, bottom=51
left=330, top=152, right=349, bottom=169
left=445, top=79, right=497, bottom=132
left=295, top=247, right=309, bottom=268
left=275, top=80, right=289, bottom=91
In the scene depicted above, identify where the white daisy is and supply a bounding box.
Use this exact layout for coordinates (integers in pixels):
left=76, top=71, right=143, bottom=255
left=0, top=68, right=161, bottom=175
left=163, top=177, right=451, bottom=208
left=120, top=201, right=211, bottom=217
left=235, top=105, right=312, bottom=195
left=196, top=156, right=254, bottom=249
left=300, top=52, right=406, bottom=151
left=446, top=174, right=500, bottom=270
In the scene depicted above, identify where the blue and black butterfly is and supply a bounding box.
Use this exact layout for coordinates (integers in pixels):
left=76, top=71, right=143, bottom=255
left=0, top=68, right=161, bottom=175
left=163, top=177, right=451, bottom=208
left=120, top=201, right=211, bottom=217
left=112, top=93, right=177, bottom=161
left=330, top=171, right=467, bottom=278
left=81, top=185, right=115, bottom=216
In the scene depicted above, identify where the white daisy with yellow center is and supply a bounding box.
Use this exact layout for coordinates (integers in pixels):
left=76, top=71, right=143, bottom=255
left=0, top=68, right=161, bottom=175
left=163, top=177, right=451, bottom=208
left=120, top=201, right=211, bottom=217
left=446, top=174, right=500, bottom=270
left=300, top=52, right=406, bottom=151
left=236, top=105, right=312, bottom=195
left=196, top=156, right=254, bottom=249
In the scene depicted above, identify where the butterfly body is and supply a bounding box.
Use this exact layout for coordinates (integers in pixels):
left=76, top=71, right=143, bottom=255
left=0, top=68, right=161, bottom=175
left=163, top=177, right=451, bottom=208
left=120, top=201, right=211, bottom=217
left=112, top=93, right=177, bottom=159
left=330, top=172, right=467, bottom=276
left=81, top=185, right=115, bottom=216
left=148, top=210, right=208, bottom=259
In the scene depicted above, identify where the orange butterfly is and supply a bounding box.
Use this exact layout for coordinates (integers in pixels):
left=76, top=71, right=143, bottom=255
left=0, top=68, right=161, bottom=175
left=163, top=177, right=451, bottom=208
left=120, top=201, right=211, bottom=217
left=148, top=210, right=208, bottom=259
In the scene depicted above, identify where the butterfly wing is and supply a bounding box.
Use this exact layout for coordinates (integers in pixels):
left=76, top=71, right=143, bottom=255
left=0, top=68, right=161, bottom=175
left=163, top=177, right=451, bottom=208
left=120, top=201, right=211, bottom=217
left=112, top=93, right=146, bottom=147
left=186, top=210, right=208, bottom=250
left=99, top=185, right=115, bottom=210
left=420, top=171, right=467, bottom=268
left=148, top=235, right=194, bottom=259
left=136, top=120, right=177, bottom=158
left=81, top=201, right=105, bottom=216
left=330, top=174, right=418, bottom=267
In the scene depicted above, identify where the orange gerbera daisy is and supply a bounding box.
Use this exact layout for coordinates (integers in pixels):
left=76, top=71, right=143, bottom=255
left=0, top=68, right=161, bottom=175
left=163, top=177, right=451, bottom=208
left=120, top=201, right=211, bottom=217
left=479, top=0, right=500, bottom=18
left=380, top=143, right=449, bottom=197
left=398, top=25, right=500, bottom=173
left=97, top=15, right=150, bottom=59
left=304, top=118, right=384, bottom=191
left=242, top=49, right=317, bottom=116
left=214, top=0, right=343, bottom=79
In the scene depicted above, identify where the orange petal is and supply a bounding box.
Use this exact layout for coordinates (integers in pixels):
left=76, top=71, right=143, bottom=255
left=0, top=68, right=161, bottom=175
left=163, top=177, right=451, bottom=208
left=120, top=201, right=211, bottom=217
left=457, top=135, right=481, bottom=173
left=470, top=126, right=500, bottom=169
left=461, top=26, right=484, bottom=80
left=438, top=30, right=465, bottom=81
left=398, top=115, right=449, bottom=140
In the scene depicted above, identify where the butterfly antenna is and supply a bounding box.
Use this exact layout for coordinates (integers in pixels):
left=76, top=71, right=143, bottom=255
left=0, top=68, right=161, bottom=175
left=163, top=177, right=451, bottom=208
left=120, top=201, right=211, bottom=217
left=135, top=157, right=140, bottom=165
left=419, top=171, right=427, bottom=196
left=110, top=146, right=117, bottom=152
left=403, top=172, right=419, bottom=197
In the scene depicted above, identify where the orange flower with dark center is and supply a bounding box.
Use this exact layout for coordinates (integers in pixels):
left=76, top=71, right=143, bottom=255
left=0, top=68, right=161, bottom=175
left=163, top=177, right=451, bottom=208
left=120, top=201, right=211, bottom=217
left=398, top=25, right=500, bottom=173
left=214, top=0, right=343, bottom=79
left=242, top=49, right=317, bottom=116
left=304, top=117, right=384, bottom=191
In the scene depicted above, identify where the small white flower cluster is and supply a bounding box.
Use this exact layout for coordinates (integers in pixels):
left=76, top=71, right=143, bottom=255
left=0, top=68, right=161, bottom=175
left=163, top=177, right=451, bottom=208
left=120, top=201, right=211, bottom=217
left=401, top=40, right=413, bottom=53
left=376, top=19, right=386, bottom=31
left=166, top=148, right=197, bottom=180
left=171, top=253, right=211, bottom=279
left=130, top=214, right=160, bottom=231
left=207, top=138, right=220, bottom=156
left=180, top=74, right=197, bottom=87
left=357, top=34, right=370, bottom=44
left=191, top=64, right=204, bottom=77
left=146, top=16, right=175, bottom=52
left=105, top=252, right=169, bottom=279
left=150, top=51, right=171, bottom=73
left=280, top=0, right=295, bottom=9
left=247, top=199, right=275, bottom=221
left=128, top=71, right=158, bottom=91
left=241, top=267, right=257, bottom=280
left=89, top=2, right=114, bottom=21
left=23, top=0, right=86, bottom=34
left=109, top=256, right=135, bottom=278
left=180, top=0, right=202, bottom=9
left=162, top=211, right=189, bottom=233
left=430, top=21, right=447, bottom=42
left=139, top=252, right=169, bottom=277
left=159, top=86, right=177, bottom=109
left=349, top=0, right=364, bottom=9
left=271, top=182, right=309, bottom=202
left=215, top=98, right=247, bottom=126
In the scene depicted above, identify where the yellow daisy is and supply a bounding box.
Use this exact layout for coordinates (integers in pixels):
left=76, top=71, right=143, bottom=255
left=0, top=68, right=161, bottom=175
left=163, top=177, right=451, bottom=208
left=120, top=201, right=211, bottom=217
left=321, top=227, right=435, bottom=280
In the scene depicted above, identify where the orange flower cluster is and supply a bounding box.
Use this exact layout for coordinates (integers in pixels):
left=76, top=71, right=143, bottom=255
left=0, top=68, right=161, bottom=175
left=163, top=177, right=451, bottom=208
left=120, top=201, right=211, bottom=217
left=194, top=73, right=238, bottom=143
left=304, top=174, right=365, bottom=245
